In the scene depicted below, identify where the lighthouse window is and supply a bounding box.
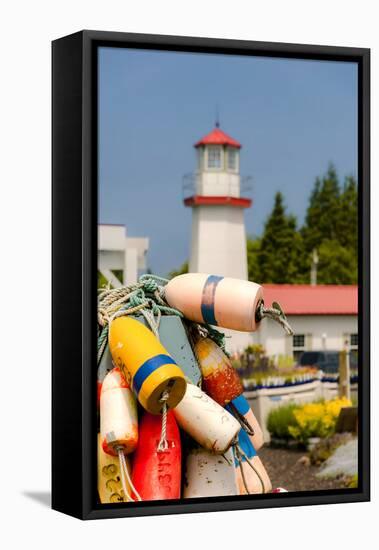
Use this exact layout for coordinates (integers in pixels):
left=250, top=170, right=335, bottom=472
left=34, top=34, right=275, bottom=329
left=227, top=148, right=237, bottom=171
left=207, top=146, right=222, bottom=169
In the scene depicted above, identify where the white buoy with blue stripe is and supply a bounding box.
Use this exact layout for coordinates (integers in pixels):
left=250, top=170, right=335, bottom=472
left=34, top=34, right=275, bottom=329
left=164, top=273, right=263, bottom=331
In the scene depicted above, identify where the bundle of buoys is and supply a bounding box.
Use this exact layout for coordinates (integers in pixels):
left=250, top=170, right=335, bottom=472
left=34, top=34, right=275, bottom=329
left=96, top=273, right=293, bottom=504
left=131, top=411, right=181, bottom=500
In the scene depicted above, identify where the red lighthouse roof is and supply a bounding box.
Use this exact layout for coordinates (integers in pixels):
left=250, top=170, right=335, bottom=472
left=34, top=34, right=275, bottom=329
left=195, top=127, right=241, bottom=148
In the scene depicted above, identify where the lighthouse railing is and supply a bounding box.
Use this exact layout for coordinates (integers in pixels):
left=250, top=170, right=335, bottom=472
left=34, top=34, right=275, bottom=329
left=182, top=173, right=252, bottom=199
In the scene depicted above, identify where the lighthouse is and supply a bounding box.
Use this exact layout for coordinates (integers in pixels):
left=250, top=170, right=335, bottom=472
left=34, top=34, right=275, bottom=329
left=183, top=124, right=253, bottom=352
left=183, top=124, right=251, bottom=280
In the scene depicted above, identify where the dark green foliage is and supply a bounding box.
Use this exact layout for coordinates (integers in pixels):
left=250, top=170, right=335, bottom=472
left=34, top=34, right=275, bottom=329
left=168, top=261, right=189, bottom=279
left=253, top=192, right=304, bottom=283
left=266, top=403, right=298, bottom=440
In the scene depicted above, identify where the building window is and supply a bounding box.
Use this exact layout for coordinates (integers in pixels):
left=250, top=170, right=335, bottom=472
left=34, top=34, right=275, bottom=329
left=350, top=333, right=358, bottom=348
left=293, top=334, right=305, bottom=361
left=227, top=148, right=237, bottom=171
left=207, top=146, right=222, bottom=169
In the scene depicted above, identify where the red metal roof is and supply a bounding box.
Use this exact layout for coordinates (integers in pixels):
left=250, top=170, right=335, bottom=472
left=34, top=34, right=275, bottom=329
left=195, top=127, right=241, bottom=148
left=184, top=195, right=251, bottom=208
left=262, top=284, right=358, bottom=316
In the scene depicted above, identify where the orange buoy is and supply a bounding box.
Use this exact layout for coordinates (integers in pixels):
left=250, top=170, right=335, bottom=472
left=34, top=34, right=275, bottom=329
left=173, top=383, right=240, bottom=454
left=100, top=366, right=138, bottom=456
left=194, top=337, right=244, bottom=406
left=164, top=273, right=263, bottom=331
left=194, top=338, right=263, bottom=449
left=131, top=411, right=181, bottom=501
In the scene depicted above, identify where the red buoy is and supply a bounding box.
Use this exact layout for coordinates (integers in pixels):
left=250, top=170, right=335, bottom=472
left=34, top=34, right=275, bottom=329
left=131, top=411, right=181, bottom=500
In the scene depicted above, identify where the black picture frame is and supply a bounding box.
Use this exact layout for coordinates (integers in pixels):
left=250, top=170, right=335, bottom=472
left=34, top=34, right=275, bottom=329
left=52, top=30, right=370, bottom=520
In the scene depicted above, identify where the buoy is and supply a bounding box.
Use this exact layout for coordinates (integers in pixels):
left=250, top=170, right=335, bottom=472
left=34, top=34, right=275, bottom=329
left=97, top=434, right=131, bottom=503
left=183, top=447, right=238, bottom=498
left=193, top=338, right=264, bottom=449
left=100, top=367, right=141, bottom=501
left=109, top=316, right=187, bottom=414
left=194, top=337, right=244, bottom=406
left=226, top=394, right=264, bottom=451
left=97, top=344, right=114, bottom=408
left=133, top=315, right=202, bottom=385
left=164, top=273, right=263, bottom=331
left=100, top=366, right=138, bottom=456
left=173, top=383, right=240, bottom=454
left=234, top=429, right=272, bottom=494
left=131, top=411, right=181, bottom=500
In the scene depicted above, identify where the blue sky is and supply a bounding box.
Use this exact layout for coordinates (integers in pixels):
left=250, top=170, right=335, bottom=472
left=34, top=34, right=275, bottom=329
left=98, top=47, right=357, bottom=277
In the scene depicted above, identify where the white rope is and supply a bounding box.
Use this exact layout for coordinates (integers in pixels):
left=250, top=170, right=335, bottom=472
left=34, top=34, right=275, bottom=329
left=157, top=390, right=170, bottom=452
left=117, top=447, right=142, bottom=502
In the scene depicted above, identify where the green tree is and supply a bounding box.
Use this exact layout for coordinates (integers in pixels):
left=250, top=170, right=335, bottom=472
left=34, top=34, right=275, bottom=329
left=257, top=192, right=303, bottom=283
left=247, top=236, right=262, bottom=282
left=301, top=166, right=357, bottom=284
left=302, top=164, right=341, bottom=254
left=316, top=239, right=357, bottom=284
left=168, top=261, right=189, bottom=279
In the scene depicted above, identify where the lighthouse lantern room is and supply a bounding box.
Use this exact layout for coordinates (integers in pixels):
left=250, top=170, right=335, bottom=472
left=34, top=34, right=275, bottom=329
left=184, top=125, right=251, bottom=281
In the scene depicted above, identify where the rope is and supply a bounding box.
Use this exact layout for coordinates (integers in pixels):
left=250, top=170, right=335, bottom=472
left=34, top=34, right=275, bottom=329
left=97, top=275, right=184, bottom=366
left=157, top=390, right=170, bottom=452
left=117, top=447, right=142, bottom=502
left=228, top=401, right=255, bottom=436
left=256, top=301, right=294, bottom=335
left=234, top=441, right=266, bottom=494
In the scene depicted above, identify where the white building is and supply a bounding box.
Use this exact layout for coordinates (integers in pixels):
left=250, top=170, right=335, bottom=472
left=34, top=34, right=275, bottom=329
left=254, top=284, right=358, bottom=360
left=98, top=224, right=149, bottom=286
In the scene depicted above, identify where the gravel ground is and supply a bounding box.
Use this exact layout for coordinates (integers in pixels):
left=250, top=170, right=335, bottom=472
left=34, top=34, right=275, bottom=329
left=259, top=445, right=350, bottom=492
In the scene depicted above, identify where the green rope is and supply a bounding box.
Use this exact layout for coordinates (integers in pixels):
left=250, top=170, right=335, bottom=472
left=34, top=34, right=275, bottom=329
left=97, top=275, right=184, bottom=366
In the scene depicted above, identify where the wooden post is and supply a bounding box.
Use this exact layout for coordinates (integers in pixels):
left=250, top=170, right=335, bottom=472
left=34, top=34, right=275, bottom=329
left=339, top=337, right=351, bottom=400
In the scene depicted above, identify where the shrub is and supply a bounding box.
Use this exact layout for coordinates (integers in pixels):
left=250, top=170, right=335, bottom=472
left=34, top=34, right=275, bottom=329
left=288, top=397, right=352, bottom=445
left=266, top=403, right=298, bottom=440
left=267, top=397, right=352, bottom=445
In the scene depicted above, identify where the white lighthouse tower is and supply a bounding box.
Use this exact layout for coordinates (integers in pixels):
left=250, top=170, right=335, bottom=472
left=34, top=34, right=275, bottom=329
left=184, top=124, right=251, bottom=279
left=183, top=124, right=253, bottom=351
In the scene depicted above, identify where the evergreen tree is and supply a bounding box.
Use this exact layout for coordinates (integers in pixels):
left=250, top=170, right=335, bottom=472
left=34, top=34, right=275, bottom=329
left=247, top=237, right=262, bottom=282
left=316, top=239, right=358, bottom=284
left=257, top=192, right=303, bottom=283
left=302, top=164, right=341, bottom=254
left=300, top=166, right=357, bottom=284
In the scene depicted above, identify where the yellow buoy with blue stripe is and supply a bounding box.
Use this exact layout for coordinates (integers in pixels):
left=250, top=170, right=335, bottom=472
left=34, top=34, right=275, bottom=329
left=109, top=316, right=187, bottom=414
